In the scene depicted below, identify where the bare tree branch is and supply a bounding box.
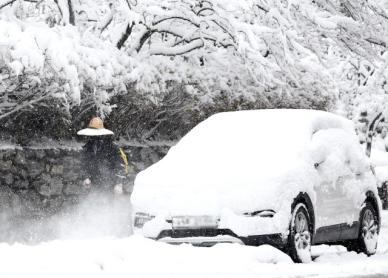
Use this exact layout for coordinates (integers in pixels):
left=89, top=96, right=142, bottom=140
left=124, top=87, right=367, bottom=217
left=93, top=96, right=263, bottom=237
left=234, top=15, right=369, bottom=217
left=117, top=22, right=135, bottom=49
left=136, top=28, right=155, bottom=52
left=125, top=0, right=137, bottom=10
left=196, top=7, right=214, bottom=16
left=211, top=19, right=236, bottom=45
left=53, top=0, right=63, bottom=19
left=0, top=93, right=52, bottom=121
left=153, top=16, right=200, bottom=28
left=255, top=4, right=268, bottom=13
left=150, top=38, right=204, bottom=56
left=365, top=38, right=387, bottom=48
left=0, top=0, right=16, bottom=10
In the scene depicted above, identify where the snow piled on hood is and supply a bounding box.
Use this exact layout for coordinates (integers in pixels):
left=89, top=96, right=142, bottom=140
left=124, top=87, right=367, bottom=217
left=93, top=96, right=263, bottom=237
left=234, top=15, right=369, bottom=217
left=132, top=109, right=372, bottom=216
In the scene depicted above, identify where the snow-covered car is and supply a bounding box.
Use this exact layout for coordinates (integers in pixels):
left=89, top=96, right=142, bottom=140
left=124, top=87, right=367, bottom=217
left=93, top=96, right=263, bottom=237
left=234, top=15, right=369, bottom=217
left=131, top=109, right=382, bottom=263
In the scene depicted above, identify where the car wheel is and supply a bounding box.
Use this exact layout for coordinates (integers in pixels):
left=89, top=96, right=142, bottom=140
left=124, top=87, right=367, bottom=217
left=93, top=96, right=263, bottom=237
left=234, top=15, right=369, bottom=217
left=288, top=203, right=312, bottom=263
left=346, top=202, right=379, bottom=255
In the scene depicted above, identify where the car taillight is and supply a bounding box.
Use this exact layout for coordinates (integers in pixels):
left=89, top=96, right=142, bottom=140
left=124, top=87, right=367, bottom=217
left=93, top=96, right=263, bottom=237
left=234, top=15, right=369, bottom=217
left=134, top=212, right=155, bottom=228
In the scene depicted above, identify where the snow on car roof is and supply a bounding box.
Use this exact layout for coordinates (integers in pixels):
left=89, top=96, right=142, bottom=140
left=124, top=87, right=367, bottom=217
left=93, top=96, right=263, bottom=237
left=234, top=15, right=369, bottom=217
left=172, top=109, right=353, bottom=154
left=198, top=109, right=352, bottom=135
left=135, top=109, right=354, bottom=189
left=157, top=109, right=353, bottom=173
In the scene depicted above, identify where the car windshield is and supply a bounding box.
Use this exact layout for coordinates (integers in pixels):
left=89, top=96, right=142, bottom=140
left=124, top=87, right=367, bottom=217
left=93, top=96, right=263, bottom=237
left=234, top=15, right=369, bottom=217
left=167, top=110, right=313, bottom=167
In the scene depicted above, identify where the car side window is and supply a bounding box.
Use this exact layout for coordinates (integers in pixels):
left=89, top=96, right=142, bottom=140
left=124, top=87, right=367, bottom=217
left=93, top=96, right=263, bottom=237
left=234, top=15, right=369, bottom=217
left=310, top=128, right=363, bottom=181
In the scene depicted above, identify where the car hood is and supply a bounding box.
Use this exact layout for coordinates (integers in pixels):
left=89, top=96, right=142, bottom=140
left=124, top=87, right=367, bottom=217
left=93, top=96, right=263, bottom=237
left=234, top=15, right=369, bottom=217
left=131, top=159, right=318, bottom=216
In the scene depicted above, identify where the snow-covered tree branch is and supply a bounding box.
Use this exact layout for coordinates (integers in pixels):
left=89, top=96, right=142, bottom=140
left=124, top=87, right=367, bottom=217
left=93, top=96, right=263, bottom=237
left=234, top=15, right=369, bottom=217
left=2, top=0, right=388, bottom=140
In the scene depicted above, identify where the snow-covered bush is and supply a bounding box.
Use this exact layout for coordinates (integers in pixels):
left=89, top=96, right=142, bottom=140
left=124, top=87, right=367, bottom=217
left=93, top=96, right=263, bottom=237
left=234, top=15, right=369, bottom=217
left=0, top=11, right=129, bottom=138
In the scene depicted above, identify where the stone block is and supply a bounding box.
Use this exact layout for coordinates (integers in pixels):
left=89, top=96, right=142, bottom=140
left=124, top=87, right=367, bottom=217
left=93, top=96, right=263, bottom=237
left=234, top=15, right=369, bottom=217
left=3, top=173, right=14, bottom=186
left=63, top=182, right=84, bottom=195
left=33, top=174, right=63, bottom=197
left=19, top=169, right=28, bottom=179
left=13, top=178, right=29, bottom=189
left=51, top=165, right=64, bottom=175
left=14, top=151, right=26, bottom=165
left=0, top=160, right=12, bottom=172
left=0, top=149, right=14, bottom=160
left=46, top=149, right=61, bottom=158
left=28, top=160, right=45, bottom=178
left=24, top=149, right=35, bottom=160
left=35, top=149, right=46, bottom=160
left=62, top=169, right=81, bottom=182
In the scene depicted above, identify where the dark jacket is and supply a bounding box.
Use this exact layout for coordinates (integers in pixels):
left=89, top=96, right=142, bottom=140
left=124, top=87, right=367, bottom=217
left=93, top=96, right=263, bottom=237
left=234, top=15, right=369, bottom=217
left=82, top=137, right=126, bottom=191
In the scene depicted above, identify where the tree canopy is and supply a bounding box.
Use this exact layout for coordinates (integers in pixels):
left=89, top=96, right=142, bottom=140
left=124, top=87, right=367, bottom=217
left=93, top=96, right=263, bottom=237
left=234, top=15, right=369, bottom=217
left=1, top=0, right=388, bottom=141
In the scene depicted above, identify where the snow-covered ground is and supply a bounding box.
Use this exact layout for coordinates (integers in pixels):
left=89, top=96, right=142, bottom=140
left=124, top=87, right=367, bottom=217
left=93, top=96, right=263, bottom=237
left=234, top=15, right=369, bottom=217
left=0, top=210, right=387, bottom=278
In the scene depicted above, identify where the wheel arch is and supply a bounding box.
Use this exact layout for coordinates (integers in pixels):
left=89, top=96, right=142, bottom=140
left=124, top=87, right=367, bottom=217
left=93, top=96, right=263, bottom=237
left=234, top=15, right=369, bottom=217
left=291, top=192, right=315, bottom=235
left=365, top=191, right=381, bottom=230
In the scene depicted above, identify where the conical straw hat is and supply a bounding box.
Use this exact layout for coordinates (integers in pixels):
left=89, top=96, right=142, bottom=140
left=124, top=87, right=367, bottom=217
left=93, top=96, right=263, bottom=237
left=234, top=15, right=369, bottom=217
left=77, top=117, right=114, bottom=136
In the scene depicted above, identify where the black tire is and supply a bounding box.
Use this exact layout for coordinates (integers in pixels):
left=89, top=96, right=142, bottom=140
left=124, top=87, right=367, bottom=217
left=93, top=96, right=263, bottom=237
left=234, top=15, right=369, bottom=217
left=287, top=203, right=312, bottom=263
left=346, top=202, right=379, bottom=255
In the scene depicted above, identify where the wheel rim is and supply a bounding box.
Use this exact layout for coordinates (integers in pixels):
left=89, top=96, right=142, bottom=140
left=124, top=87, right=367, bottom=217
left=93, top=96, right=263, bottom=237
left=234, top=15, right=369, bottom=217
left=294, top=211, right=311, bottom=251
left=362, top=208, right=378, bottom=248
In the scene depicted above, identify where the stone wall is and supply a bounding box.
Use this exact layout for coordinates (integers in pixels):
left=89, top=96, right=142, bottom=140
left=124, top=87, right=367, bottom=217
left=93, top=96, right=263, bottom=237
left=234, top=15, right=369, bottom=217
left=0, top=140, right=171, bottom=223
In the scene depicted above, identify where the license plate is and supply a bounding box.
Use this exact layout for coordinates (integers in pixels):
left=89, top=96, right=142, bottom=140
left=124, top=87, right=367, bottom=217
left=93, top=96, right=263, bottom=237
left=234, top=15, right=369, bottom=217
left=172, top=215, right=218, bottom=229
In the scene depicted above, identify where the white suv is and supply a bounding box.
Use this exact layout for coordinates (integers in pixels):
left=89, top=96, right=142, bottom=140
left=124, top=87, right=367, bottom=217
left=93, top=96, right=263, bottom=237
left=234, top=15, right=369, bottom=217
left=131, top=109, right=381, bottom=263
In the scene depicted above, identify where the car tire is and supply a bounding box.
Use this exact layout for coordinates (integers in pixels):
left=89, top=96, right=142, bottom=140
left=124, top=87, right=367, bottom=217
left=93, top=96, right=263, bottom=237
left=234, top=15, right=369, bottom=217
left=287, top=203, right=312, bottom=263
left=346, top=202, right=379, bottom=256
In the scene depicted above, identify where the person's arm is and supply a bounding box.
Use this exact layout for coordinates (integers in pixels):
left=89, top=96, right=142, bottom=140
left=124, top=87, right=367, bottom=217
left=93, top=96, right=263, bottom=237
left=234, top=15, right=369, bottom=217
left=110, top=144, right=129, bottom=193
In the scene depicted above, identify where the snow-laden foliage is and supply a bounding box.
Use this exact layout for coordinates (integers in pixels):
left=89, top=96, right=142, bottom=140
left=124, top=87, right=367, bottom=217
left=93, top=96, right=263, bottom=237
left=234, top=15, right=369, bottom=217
left=2, top=0, right=388, bottom=140
left=112, top=0, right=339, bottom=108
left=0, top=15, right=129, bottom=116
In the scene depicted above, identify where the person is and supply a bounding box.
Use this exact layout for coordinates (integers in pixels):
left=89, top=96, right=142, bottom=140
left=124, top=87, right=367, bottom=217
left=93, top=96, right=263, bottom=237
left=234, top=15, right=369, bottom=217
left=77, top=117, right=129, bottom=194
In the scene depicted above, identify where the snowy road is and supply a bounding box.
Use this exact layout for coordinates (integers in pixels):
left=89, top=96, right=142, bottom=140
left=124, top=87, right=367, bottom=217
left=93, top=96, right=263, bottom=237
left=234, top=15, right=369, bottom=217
left=0, top=208, right=387, bottom=278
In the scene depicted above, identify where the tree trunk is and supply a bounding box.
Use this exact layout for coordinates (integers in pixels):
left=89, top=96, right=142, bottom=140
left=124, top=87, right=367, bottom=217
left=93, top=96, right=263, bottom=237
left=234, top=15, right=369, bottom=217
left=366, top=112, right=384, bottom=157
left=68, top=0, right=75, bottom=25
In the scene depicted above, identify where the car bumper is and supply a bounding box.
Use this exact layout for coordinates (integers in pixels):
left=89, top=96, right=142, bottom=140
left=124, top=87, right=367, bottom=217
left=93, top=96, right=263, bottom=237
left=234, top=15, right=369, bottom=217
left=135, top=210, right=286, bottom=239
left=133, top=225, right=287, bottom=248
left=158, top=235, right=244, bottom=246
left=154, top=229, right=286, bottom=247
